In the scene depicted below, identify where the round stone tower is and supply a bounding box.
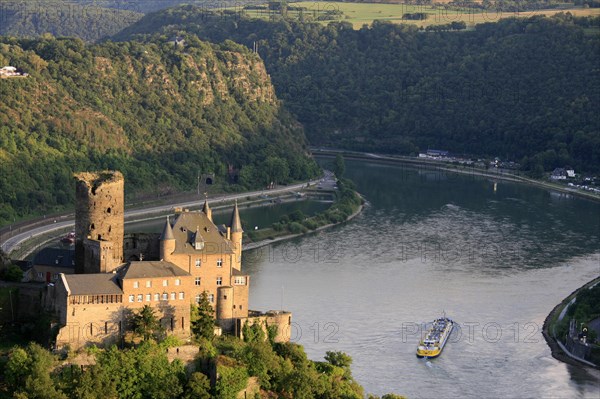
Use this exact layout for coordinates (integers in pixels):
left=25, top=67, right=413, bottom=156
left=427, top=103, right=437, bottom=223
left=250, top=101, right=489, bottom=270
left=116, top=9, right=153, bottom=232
left=74, top=171, right=124, bottom=273
left=216, top=286, right=234, bottom=333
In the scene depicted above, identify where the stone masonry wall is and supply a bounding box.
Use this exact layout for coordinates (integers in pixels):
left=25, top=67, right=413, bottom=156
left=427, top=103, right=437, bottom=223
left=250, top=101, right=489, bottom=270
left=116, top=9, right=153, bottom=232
left=74, top=171, right=124, bottom=273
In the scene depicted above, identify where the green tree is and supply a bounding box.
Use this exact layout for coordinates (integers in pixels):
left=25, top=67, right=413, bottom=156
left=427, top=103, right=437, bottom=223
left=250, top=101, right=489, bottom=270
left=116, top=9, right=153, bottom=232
left=130, top=305, right=163, bottom=341
left=1, top=264, right=23, bottom=282
left=215, top=362, right=248, bottom=399
left=5, top=343, right=67, bottom=399
left=324, top=351, right=352, bottom=369
left=184, top=372, right=212, bottom=399
left=333, top=154, right=345, bottom=178
left=192, top=291, right=215, bottom=340
left=66, top=363, right=117, bottom=399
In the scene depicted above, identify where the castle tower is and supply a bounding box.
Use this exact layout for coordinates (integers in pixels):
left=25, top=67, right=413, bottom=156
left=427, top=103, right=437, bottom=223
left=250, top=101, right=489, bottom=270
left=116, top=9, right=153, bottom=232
left=202, top=196, right=212, bottom=222
left=74, top=171, right=124, bottom=274
left=216, top=286, right=234, bottom=332
left=229, top=201, right=243, bottom=271
left=160, top=216, right=175, bottom=261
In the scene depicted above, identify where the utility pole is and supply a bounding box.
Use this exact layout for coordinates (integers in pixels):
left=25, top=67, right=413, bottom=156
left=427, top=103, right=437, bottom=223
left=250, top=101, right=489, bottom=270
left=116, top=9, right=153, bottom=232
left=197, top=171, right=200, bottom=196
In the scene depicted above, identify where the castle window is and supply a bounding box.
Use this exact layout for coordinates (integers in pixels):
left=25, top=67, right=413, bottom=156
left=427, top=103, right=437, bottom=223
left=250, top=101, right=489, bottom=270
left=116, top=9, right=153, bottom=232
left=162, top=293, right=168, bottom=300
left=195, top=259, right=201, bottom=267
left=216, top=259, right=223, bottom=267
left=234, top=277, right=246, bottom=285
left=179, top=292, right=184, bottom=300
left=175, top=279, right=181, bottom=286
left=146, top=281, right=152, bottom=288
left=195, top=294, right=201, bottom=303
left=208, top=294, right=214, bottom=303
left=128, top=295, right=134, bottom=303
left=154, top=293, right=159, bottom=301
left=145, top=294, right=151, bottom=302
left=195, top=277, right=201, bottom=286
left=163, top=280, right=168, bottom=287
left=170, top=292, right=176, bottom=300
left=216, top=277, right=222, bottom=286
left=133, top=281, right=139, bottom=288
left=137, top=294, right=143, bottom=302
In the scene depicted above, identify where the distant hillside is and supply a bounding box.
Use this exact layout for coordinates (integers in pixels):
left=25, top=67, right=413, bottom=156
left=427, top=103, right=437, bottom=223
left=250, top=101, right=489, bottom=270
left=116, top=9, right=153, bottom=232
left=0, top=36, right=318, bottom=225
left=72, top=0, right=195, bottom=13
left=0, top=1, right=143, bottom=42
left=114, top=8, right=600, bottom=173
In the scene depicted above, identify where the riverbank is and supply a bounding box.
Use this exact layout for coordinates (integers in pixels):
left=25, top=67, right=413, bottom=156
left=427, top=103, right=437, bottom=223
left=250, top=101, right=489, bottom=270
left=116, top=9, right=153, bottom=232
left=542, top=276, right=600, bottom=371
left=313, top=149, right=600, bottom=203
left=243, top=194, right=365, bottom=251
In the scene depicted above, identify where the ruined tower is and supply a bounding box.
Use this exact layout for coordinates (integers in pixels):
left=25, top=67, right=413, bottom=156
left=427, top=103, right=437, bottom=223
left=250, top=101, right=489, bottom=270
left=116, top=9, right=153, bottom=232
left=74, top=171, right=124, bottom=274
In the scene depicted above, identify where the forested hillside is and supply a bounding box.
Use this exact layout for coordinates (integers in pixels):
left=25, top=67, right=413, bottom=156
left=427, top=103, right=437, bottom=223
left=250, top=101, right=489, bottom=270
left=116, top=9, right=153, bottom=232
left=115, top=8, right=600, bottom=173
left=0, top=36, right=318, bottom=225
left=0, top=1, right=143, bottom=42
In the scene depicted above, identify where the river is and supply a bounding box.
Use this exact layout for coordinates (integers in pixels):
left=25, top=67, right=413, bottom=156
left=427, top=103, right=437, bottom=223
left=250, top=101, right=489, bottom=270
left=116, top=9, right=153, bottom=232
left=243, top=159, right=600, bottom=398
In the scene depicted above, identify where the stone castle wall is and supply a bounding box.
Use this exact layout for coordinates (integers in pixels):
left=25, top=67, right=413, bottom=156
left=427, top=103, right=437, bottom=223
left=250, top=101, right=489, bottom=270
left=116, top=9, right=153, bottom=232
left=237, top=311, right=292, bottom=343
left=74, top=171, right=124, bottom=273
left=123, top=233, right=161, bottom=262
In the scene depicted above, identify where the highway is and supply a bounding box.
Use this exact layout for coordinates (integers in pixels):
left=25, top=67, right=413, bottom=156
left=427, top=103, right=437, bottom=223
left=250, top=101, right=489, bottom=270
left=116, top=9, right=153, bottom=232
left=1, top=179, right=319, bottom=255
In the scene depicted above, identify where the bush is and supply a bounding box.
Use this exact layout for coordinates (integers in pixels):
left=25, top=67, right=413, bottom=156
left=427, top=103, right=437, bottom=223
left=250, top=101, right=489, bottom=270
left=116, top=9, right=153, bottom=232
left=215, top=362, right=248, bottom=399
left=160, top=335, right=184, bottom=348
left=287, top=222, right=306, bottom=234
left=302, top=219, right=318, bottom=230
left=0, top=264, right=23, bottom=282
left=289, top=210, right=305, bottom=222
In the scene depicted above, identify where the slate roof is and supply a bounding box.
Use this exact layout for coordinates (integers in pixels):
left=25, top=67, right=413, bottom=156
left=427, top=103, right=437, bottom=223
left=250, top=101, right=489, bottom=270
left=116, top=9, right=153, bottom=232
left=170, top=211, right=233, bottom=255
left=33, top=248, right=75, bottom=269
left=63, top=274, right=122, bottom=295
left=229, top=202, right=243, bottom=233
left=160, top=216, right=175, bottom=240
left=120, top=261, right=191, bottom=279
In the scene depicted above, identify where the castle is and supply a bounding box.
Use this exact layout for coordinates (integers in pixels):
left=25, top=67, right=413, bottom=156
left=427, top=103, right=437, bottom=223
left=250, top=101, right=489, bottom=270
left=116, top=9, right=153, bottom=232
left=49, top=171, right=291, bottom=349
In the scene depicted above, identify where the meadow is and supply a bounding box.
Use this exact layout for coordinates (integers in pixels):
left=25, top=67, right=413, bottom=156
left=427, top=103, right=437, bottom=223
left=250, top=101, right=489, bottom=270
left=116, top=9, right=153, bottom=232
left=240, top=2, right=600, bottom=29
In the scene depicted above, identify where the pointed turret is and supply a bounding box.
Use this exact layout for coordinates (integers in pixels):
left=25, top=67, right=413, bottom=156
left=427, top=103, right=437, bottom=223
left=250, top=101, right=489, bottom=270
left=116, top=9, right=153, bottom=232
left=229, top=201, right=243, bottom=233
left=202, top=196, right=213, bottom=222
left=160, top=216, right=175, bottom=240
left=229, top=201, right=243, bottom=271
left=192, top=225, right=204, bottom=250
left=160, top=216, right=175, bottom=261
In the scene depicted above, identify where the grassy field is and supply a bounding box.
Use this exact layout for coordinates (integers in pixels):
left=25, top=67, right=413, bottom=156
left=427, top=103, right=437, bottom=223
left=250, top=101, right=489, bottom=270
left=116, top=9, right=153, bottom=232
left=241, top=2, right=600, bottom=29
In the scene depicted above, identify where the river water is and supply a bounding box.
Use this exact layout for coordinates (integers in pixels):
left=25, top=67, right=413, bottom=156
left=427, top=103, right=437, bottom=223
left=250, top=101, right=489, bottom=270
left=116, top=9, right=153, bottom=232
left=243, top=160, right=600, bottom=398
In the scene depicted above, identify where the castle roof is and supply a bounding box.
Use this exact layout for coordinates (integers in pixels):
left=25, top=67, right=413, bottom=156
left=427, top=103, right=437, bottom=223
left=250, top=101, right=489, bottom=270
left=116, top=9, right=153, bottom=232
left=62, top=273, right=123, bottom=295
left=202, top=198, right=211, bottom=215
left=229, top=202, right=243, bottom=233
left=120, top=261, right=190, bottom=279
left=160, top=216, right=175, bottom=240
left=170, top=211, right=234, bottom=255
left=33, top=248, right=75, bottom=269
